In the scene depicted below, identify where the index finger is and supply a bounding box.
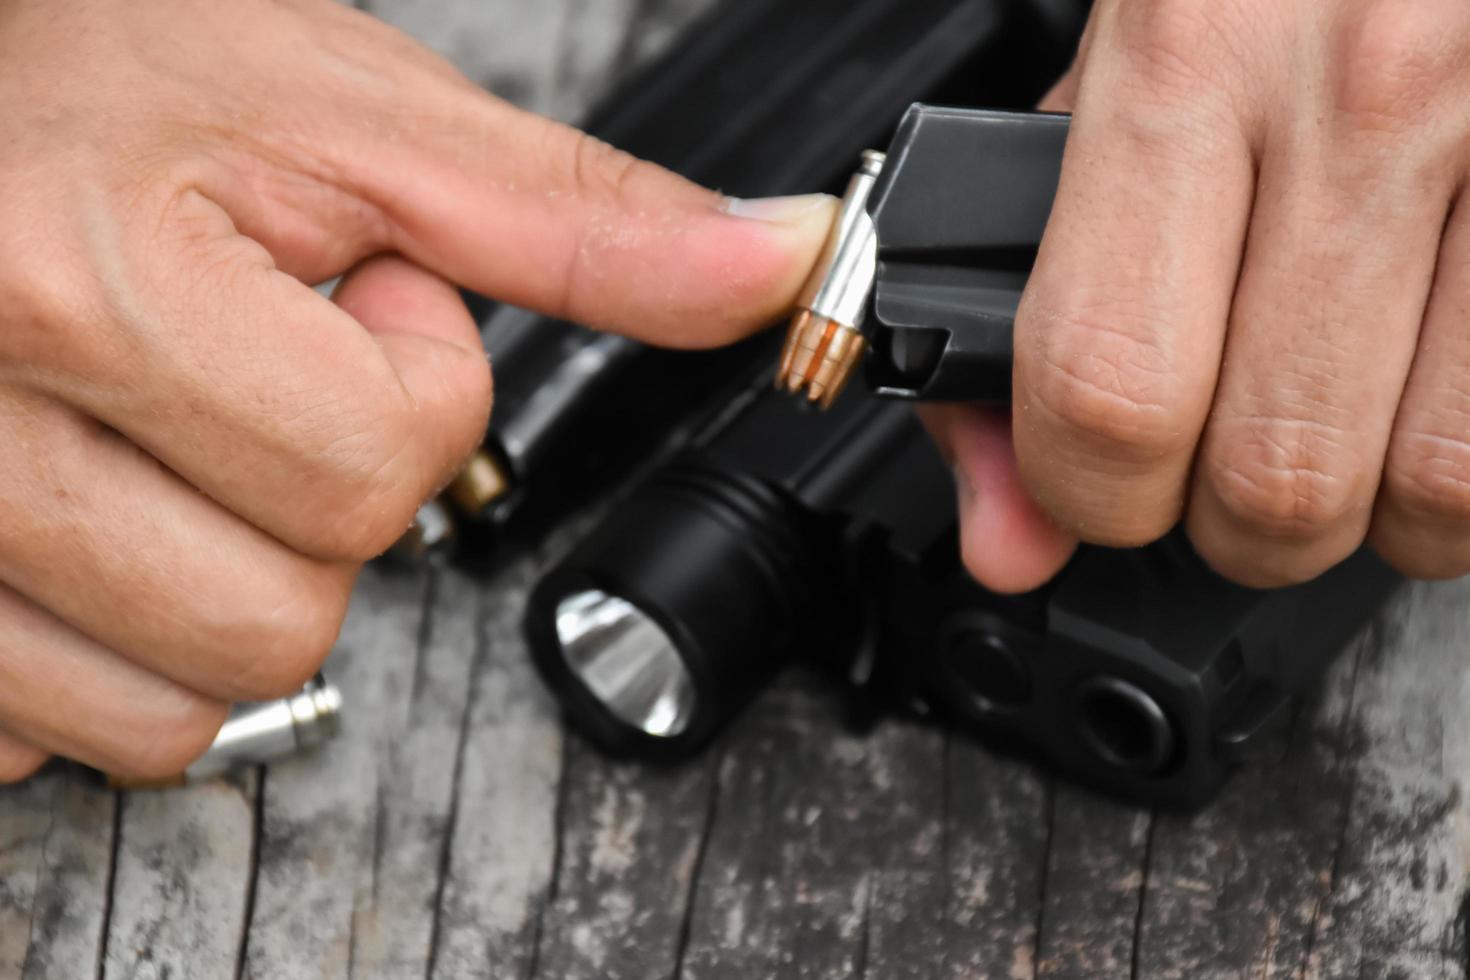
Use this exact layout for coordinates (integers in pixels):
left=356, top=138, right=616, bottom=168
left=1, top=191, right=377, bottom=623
left=198, top=2, right=838, bottom=348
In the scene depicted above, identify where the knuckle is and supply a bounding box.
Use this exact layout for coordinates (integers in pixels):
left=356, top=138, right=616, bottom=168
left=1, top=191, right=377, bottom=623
left=1023, top=309, right=1191, bottom=461
left=1205, top=418, right=1364, bottom=537
left=310, top=489, right=422, bottom=562
left=436, top=348, right=495, bottom=467
left=0, top=235, right=100, bottom=369
left=1333, top=1, right=1455, bottom=126
left=1116, top=0, right=1239, bottom=93
left=296, top=417, right=424, bottom=561
left=1382, top=431, right=1470, bottom=527
left=214, top=575, right=350, bottom=701
left=564, top=129, right=643, bottom=207
left=551, top=127, right=664, bottom=322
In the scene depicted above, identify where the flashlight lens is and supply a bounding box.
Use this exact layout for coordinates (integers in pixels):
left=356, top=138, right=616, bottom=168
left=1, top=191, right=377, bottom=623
left=555, top=590, right=696, bottom=738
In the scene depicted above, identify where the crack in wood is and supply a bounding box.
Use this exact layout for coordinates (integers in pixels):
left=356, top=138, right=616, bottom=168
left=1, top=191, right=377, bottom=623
left=1128, top=811, right=1156, bottom=980
left=853, top=871, right=873, bottom=980
left=522, top=734, right=570, bottom=980
left=1457, top=890, right=1470, bottom=979
left=423, top=584, right=489, bottom=980
left=93, top=791, right=123, bottom=980
left=408, top=568, right=443, bottom=712
left=1031, top=779, right=1056, bottom=980
left=231, top=768, right=266, bottom=980
left=20, top=778, right=60, bottom=976
left=939, top=733, right=953, bottom=980
left=671, top=746, right=723, bottom=980
left=346, top=892, right=359, bottom=980
left=1298, top=626, right=1371, bottom=979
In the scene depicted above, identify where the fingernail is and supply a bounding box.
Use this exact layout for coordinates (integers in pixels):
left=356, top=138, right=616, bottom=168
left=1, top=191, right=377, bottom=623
left=721, top=193, right=837, bottom=225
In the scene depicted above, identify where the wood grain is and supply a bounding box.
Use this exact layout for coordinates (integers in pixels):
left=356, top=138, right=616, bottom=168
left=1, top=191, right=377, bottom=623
left=0, top=770, right=113, bottom=980
left=105, top=775, right=256, bottom=980
left=1, top=3, right=1468, bottom=979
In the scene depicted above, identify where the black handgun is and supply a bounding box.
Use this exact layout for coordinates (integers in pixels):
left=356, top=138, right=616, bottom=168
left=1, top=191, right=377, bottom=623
left=523, top=368, right=1397, bottom=810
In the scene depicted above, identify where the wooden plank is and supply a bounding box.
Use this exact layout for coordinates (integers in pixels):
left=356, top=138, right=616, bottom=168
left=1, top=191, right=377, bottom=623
left=340, top=565, right=486, bottom=980
left=236, top=562, right=427, bottom=979
left=236, top=561, right=432, bottom=980
left=675, top=678, right=949, bottom=980
left=820, top=714, right=949, bottom=980
left=1132, top=631, right=1367, bottom=979
left=1035, top=787, right=1150, bottom=980
left=0, top=769, right=113, bottom=980
left=104, top=774, right=257, bottom=980
left=941, top=740, right=1051, bottom=979
left=1303, top=579, right=1470, bottom=979
left=528, top=739, right=714, bottom=980
left=423, top=3, right=714, bottom=975
left=427, top=561, right=563, bottom=980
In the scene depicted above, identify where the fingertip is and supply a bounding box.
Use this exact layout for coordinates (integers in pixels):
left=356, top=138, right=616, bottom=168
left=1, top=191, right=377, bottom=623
left=638, top=193, right=840, bottom=348
left=0, top=731, right=50, bottom=785
left=958, top=477, right=1079, bottom=595
left=334, top=255, right=493, bottom=494
left=925, top=405, right=1078, bottom=594
left=332, top=254, right=483, bottom=352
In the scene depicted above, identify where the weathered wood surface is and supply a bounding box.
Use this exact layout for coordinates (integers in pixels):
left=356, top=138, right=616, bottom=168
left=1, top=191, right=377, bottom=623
left=3, top=2, right=1470, bottom=978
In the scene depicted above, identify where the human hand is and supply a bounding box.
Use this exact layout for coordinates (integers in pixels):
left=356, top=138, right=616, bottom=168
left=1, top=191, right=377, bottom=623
left=925, top=0, right=1470, bottom=592
left=0, top=0, right=834, bottom=782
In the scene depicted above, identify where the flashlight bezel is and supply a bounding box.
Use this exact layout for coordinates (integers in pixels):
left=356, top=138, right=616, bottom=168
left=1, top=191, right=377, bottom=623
left=527, top=569, right=724, bottom=761
left=552, top=588, right=699, bottom=740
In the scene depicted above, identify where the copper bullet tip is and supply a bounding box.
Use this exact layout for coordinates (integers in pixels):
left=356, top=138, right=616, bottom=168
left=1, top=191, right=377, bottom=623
left=772, top=149, right=884, bottom=409
left=776, top=312, right=865, bottom=407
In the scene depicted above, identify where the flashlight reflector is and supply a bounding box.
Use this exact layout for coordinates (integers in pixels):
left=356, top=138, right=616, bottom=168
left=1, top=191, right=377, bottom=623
left=555, top=590, right=696, bottom=738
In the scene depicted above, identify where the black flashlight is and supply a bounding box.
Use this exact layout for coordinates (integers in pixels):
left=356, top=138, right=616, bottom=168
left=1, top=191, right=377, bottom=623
left=524, top=378, right=891, bottom=758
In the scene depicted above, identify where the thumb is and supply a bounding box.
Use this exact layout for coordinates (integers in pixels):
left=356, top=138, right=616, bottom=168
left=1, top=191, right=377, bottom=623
left=331, top=255, right=493, bottom=499
left=349, top=96, right=837, bottom=348
left=920, top=404, right=1078, bottom=594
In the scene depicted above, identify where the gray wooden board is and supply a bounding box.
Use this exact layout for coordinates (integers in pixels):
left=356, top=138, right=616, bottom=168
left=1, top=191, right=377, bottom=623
left=3, top=1, right=1470, bottom=977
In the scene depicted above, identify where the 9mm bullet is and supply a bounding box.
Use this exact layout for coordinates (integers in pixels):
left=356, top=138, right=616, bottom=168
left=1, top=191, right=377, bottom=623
left=778, top=150, right=885, bottom=408
left=107, top=674, right=343, bottom=789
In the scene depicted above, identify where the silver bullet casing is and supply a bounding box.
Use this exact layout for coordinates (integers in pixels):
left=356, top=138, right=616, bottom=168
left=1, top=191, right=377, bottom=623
left=108, top=673, right=343, bottom=788
left=777, top=150, right=885, bottom=407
